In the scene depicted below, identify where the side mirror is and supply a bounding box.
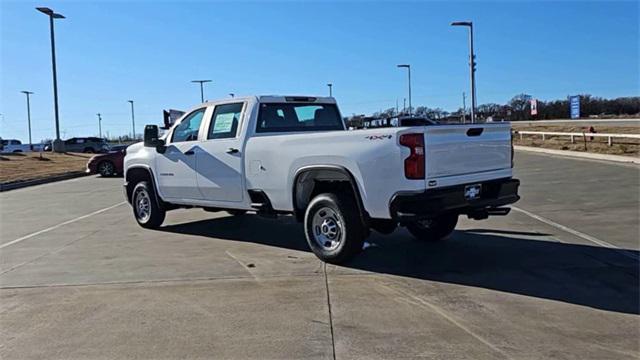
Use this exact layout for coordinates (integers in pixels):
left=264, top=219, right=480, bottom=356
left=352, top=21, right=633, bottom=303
left=143, top=125, right=166, bottom=153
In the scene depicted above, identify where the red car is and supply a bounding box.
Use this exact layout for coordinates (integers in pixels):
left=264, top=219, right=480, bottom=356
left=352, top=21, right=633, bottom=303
left=86, top=145, right=127, bottom=177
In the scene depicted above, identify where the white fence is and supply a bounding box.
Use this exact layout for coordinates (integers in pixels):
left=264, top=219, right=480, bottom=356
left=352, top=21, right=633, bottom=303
left=515, top=131, right=640, bottom=146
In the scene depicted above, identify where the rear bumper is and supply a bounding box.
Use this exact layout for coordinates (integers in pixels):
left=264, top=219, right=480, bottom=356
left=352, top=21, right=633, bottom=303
left=389, top=178, right=520, bottom=222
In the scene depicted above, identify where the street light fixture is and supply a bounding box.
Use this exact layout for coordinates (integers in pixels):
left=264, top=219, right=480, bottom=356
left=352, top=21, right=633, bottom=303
left=21, top=91, right=34, bottom=150
left=327, top=83, right=333, bottom=97
left=191, top=80, right=212, bottom=103
left=229, top=93, right=235, bottom=98
left=36, top=7, right=65, bottom=151
left=451, top=21, right=477, bottom=123
left=127, top=100, right=136, bottom=140
left=397, top=65, right=412, bottom=116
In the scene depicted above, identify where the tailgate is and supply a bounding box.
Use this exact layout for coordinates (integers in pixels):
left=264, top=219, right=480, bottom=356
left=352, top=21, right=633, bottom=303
left=424, top=124, right=511, bottom=179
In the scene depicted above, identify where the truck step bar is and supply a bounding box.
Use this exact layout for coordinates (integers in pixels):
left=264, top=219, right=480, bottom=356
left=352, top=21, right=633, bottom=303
left=248, top=190, right=277, bottom=218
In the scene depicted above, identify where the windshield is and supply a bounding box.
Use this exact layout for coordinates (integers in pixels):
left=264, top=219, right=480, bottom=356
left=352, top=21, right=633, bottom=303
left=256, top=103, right=344, bottom=133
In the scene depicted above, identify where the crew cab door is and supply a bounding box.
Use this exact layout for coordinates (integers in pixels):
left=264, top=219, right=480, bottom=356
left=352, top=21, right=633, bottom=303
left=196, top=102, right=245, bottom=202
left=155, top=108, right=207, bottom=200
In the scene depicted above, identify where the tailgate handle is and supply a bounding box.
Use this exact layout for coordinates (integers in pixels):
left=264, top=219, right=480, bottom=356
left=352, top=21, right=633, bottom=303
left=466, top=128, right=484, bottom=137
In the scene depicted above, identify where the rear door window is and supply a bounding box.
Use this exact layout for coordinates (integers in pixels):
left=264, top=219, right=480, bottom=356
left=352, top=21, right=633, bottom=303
left=208, top=103, right=244, bottom=140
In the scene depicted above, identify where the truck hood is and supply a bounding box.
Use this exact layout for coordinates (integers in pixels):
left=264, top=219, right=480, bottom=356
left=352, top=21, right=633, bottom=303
left=126, top=142, right=144, bottom=154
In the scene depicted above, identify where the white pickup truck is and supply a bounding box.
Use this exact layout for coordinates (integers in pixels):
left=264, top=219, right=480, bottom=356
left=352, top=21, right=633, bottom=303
left=124, top=95, right=519, bottom=263
left=0, top=139, right=32, bottom=153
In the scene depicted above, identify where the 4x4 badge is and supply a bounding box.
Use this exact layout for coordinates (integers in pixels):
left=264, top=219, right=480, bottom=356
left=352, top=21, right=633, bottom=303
left=365, top=135, right=392, bottom=140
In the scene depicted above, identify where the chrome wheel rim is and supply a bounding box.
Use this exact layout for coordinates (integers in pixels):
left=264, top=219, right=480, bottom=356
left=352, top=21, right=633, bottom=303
left=135, top=189, right=151, bottom=222
left=99, top=162, right=113, bottom=176
left=312, top=207, right=342, bottom=251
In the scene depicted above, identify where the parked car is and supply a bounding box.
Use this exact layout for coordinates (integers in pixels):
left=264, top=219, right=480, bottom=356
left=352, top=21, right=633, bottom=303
left=1, top=139, right=32, bottom=153
left=124, top=95, right=520, bottom=264
left=86, top=145, right=127, bottom=177
left=44, top=137, right=110, bottom=153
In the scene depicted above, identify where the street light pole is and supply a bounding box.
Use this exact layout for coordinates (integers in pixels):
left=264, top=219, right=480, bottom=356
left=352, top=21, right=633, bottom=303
left=327, top=83, right=333, bottom=97
left=191, top=80, right=211, bottom=103
left=397, top=64, right=412, bottom=116
left=127, top=100, right=135, bottom=139
left=462, top=92, right=467, bottom=124
left=96, top=113, right=102, bottom=139
left=36, top=7, right=65, bottom=149
left=451, top=21, right=477, bottom=123
left=21, top=91, right=34, bottom=150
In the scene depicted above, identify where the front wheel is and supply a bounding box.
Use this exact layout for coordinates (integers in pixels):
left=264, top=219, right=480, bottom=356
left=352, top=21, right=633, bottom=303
left=98, top=161, right=115, bottom=177
left=132, top=181, right=165, bottom=229
left=304, top=193, right=365, bottom=264
left=406, top=214, right=458, bottom=242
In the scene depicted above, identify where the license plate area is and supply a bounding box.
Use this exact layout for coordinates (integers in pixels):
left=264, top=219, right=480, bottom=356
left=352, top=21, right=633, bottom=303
left=464, top=184, right=482, bottom=200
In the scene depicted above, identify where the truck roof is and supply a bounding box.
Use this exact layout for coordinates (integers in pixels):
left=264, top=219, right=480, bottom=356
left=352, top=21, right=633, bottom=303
left=203, top=95, right=336, bottom=105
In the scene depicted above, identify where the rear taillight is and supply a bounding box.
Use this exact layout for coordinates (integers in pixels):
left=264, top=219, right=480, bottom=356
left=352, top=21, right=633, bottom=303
left=399, top=133, right=425, bottom=179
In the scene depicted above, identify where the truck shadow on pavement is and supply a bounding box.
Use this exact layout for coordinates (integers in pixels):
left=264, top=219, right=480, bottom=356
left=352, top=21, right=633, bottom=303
left=160, top=214, right=640, bottom=315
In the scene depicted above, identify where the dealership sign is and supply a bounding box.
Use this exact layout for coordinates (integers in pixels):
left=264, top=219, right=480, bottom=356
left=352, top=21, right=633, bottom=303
left=530, top=99, right=538, bottom=116
left=569, top=96, right=580, bottom=119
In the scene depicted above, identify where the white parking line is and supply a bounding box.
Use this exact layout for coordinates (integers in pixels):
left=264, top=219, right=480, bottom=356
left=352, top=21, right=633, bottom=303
left=0, top=202, right=127, bottom=249
left=511, top=206, right=638, bottom=261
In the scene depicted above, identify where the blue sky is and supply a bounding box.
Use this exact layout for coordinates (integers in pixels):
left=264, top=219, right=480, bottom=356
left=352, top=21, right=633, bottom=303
left=1, top=0, right=638, bottom=141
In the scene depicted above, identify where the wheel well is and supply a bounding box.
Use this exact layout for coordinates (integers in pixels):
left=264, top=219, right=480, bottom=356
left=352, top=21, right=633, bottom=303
left=292, top=167, right=369, bottom=224
left=125, top=167, right=153, bottom=203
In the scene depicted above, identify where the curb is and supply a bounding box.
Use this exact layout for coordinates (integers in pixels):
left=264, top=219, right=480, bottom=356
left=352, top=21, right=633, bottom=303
left=0, top=171, right=91, bottom=192
left=514, top=145, right=639, bottom=164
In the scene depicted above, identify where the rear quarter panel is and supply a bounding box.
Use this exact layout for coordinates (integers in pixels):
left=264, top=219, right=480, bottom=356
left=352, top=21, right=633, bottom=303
left=245, top=128, right=425, bottom=219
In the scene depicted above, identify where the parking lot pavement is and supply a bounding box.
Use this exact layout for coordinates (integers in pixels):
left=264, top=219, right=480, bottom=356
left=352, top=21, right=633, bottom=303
left=513, top=151, right=639, bottom=250
left=1, top=154, right=638, bottom=359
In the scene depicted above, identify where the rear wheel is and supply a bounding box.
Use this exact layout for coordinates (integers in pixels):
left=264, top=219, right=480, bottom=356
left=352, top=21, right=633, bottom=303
left=406, top=214, right=458, bottom=242
left=132, top=181, right=165, bottom=229
left=304, top=193, right=365, bottom=264
left=98, top=161, right=115, bottom=177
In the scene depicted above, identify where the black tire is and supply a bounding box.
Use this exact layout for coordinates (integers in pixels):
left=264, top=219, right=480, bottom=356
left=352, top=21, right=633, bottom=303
left=304, top=193, right=365, bottom=264
left=97, top=161, right=115, bottom=177
left=131, top=181, right=165, bottom=229
left=406, top=214, right=458, bottom=242
left=227, top=209, right=247, bottom=216
left=83, top=147, right=95, bottom=153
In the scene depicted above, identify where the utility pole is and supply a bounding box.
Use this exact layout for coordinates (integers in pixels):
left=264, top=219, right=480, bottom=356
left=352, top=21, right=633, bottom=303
left=403, top=98, right=406, bottom=115
left=127, top=100, right=135, bottom=139
left=462, top=92, right=467, bottom=124
left=191, top=80, right=212, bottom=103
left=327, top=83, right=333, bottom=97
left=21, top=91, right=34, bottom=150
left=36, top=7, right=65, bottom=151
left=96, top=113, right=102, bottom=139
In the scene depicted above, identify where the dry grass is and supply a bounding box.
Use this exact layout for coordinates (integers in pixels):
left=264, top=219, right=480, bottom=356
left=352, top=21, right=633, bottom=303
left=512, top=124, right=639, bottom=157
left=0, top=152, right=93, bottom=184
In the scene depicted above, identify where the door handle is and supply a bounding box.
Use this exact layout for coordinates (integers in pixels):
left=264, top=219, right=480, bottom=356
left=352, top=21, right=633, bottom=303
left=184, top=150, right=195, bottom=155
left=226, top=148, right=239, bottom=154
